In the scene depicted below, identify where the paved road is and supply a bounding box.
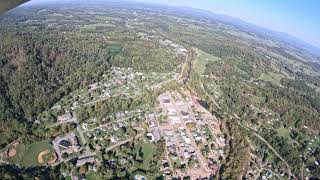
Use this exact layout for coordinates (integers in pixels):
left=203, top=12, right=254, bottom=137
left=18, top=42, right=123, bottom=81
left=52, top=128, right=144, bottom=167
left=0, top=139, right=21, bottom=165
left=83, top=114, right=138, bottom=133
left=169, top=94, right=210, bottom=174
left=46, top=118, right=76, bottom=128
left=0, top=139, right=20, bottom=154
left=105, top=127, right=145, bottom=152
left=238, top=122, right=292, bottom=177
left=72, top=78, right=175, bottom=110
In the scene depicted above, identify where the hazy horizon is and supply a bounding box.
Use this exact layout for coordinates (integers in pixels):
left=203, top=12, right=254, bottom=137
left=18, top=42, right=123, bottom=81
left=135, top=0, right=320, bottom=49
left=21, top=0, right=320, bottom=49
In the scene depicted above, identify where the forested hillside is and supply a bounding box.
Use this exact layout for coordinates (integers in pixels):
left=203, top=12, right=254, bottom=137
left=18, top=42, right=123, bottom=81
left=0, top=4, right=183, bottom=147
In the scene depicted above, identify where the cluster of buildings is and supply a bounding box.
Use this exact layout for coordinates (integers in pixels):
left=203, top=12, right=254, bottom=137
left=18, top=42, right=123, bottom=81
left=148, top=91, right=226, bottom=179
left=53, top=132, right=81, bottom=161
left=244, top=153, right=289, bottom=180
left=146, top=113, right=161, bottom=143
left=160, top=39, right=188, bottom=56
left=61, top=67, right=173, bottom=110
left=84, top=110, right=143, bottom=145
left=57, top=112, right=75, bottom=123
left=76, top=155, right=96, bottom=168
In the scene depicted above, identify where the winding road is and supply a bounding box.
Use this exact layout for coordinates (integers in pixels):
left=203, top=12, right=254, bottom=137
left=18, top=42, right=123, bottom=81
left=238, top=122, right=292, bottom=177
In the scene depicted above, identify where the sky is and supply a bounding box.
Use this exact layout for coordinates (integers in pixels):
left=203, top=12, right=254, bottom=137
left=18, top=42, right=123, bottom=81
left=24, top=0, right=320, bottom=48
left=134, top=0, right=320, bottom=48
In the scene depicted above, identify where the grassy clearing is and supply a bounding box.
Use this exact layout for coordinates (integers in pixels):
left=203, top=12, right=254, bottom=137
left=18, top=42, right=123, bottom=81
left=134, top=140, right=157, bottom=169
left=277, top=128, right=291, bottom=140
left=258, top=72, right=284, bottom=86
left=19, top=140, right=54, bottom=167
left=80, top=23, right=115, bottom=31
left=142, top=143, right=156, bottom=163
left=194, top=48, right=220, bottom=75
left=250, top=95, right=265, bottom=104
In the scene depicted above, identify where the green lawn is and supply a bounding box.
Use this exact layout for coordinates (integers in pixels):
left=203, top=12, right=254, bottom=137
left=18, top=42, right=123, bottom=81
left=86, top=172, right=101, bottom=180
left=19, top=140, right=54, bottom=167
left=142, top=143, right=156, bottom=162
left=194, top=48, right=220, bottom=75
left=134, top=140, right=158, bottom=169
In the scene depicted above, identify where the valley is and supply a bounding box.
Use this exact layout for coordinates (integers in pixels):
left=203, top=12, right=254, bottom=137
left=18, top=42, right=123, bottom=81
left=0, top=1, right=319, bottom=179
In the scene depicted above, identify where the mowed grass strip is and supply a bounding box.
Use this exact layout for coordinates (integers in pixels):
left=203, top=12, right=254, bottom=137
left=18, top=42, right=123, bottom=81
left=20, top=140, right=54, bottom=167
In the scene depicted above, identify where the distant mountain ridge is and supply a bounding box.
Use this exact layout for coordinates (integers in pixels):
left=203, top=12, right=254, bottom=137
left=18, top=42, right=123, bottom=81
left=166, top=6, right=320, bottom=58
left=19, top=0, right=320, bottom=59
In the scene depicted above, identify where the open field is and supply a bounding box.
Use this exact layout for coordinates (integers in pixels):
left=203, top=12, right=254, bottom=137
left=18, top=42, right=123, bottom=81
left=86, top=172, right=101, bottom=180
left=134, top=139, right=158, bottom=169
left=277, top=128, right=291, bottom=140
left=7, top=140, right=54, bottom=167
left=7, top=143, right=27, bottom=164
left=258, top=72, right=284, bottom=86
left=38, top=149, right=56, bottom=164
left=19, top=140, right=54, bottom=167
left=194, top=48, right=220, bottom=75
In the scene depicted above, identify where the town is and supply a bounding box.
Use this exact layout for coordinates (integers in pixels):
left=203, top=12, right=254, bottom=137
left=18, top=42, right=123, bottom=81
left=152, top=91, right=225, bottom=179
left=0, top=87, right=227, bottom=180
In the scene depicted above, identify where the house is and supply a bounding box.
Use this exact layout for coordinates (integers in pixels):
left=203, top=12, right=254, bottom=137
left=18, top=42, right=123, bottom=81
left=76, top=156, right=95, bottom=167
left=147, top=129, right=161, bottom=143
left=88, top=83, right=98, bottom=92
left=167, top=108, right=176, bottom=115
left=82, top=123, right=88, bottom=130
left=57, top=113, right=73, bottom=123
left=169, top=116, right=181, bottom=124
left=209, top=164, right=219, bottom=174
left=163, top=99, right=170, bottom=103
left=88, top=164, right=98, bottom=172
left=134, top=174, right=146, bottom=180
left=181, top=111, right=189, bottom=117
